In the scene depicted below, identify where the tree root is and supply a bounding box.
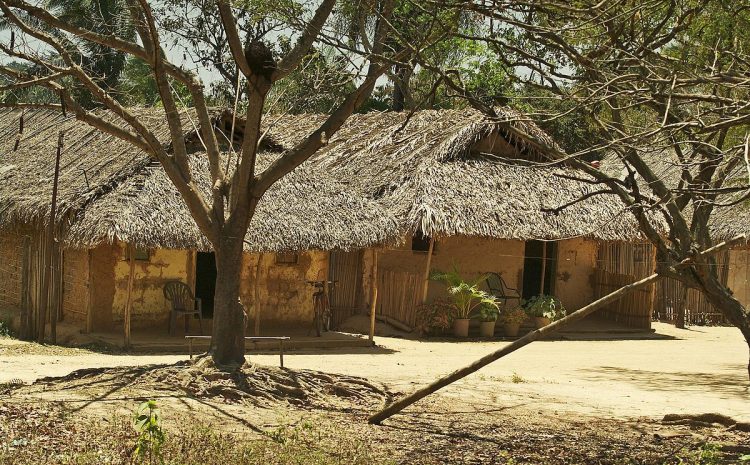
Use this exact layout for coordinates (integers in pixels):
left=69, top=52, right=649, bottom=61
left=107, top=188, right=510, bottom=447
left=25, top=360, right=391, bottom=411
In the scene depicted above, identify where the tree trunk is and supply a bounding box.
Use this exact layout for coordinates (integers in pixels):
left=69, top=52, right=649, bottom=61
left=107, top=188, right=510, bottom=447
left=210, top=235, right=247, bottom=366
left=391, top=63, right=411, bottom=111
left=675, top=285, right=687, bottom=329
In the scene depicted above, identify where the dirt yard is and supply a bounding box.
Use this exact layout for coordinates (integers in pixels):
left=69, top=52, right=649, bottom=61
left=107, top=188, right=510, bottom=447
left=2, top=322, right=748, bottom=421
left=1, top=322, right=749, bottom=464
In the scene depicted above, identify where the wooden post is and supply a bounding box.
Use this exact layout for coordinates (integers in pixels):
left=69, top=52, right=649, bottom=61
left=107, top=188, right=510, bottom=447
left=539, top=242, right=547, bottom=295
left=86, top=249, right=93, bottom=333
left=254, top=253, right=265, bottom=336
left=37, top=131, right=63, bottom=343
left=675, top=284, right=688, bottom=329
left=647, top=245, right=658, bottom=328
left=369, top=250, right=379, bottom=344
left=421, top=238, right=435, bottom=303
left=19, top=236, right=30, bottom=340
left=368, top=236, right=744, bottom=425
left=124, top=243, right=135, bottom=349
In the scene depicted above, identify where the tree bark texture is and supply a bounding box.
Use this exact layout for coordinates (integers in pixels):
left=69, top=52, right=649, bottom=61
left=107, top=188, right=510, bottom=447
left=210, top=233, right=247, bottom=366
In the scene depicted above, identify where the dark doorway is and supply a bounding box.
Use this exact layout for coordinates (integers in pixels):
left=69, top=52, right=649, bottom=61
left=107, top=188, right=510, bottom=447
left=195, top=252, right=217, bottom=318
left=521, top=241, right=558, bottom=300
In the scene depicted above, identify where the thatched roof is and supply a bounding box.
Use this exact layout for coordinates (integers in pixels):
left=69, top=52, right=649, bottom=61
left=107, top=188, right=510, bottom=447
left=301, top=108, right=648, bottom=241
left=66, top=152, right=399, bottom=251
left=1, top=106, right=647, bottom=251
left=599, top=150, right=747, bottom=242
left=0, top=107, right=157, bottom=228
left=0, top=107, right=398, bottom=251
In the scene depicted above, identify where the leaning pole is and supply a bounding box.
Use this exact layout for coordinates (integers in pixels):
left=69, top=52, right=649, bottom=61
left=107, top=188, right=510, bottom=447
left=368, top=236, right=745, bottom=425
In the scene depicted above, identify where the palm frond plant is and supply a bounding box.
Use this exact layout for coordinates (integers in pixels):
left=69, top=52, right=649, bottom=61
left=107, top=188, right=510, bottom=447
left=430, top=267, right=500, bottom=320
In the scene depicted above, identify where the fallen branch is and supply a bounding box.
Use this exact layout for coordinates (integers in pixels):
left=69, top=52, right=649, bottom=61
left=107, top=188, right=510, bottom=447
left=368, top=235, right=746, bottom=425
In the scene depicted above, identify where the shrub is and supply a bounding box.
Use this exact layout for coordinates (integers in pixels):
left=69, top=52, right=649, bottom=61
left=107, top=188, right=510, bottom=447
left=499, top=307, right=527, bottom=326
left=415, top=299, right=455, bottom=336
left=525, top=295, right=566, bottom=321
left=477, top=305, right=500, bottom=322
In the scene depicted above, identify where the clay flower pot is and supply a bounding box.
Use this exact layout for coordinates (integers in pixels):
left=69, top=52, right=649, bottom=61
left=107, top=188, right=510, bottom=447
left=503, top=323, right=521, bottom=337
left=479, top=320, right=496, bottom=338
left=534, top=317, right=551, bottom=328
left=453, top=318, right=470, bottom=337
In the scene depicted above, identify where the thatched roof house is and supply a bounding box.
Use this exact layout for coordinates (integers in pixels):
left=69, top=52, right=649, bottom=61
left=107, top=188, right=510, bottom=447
left=0, top=105, right=657, bottom=341
left=1, top=107, right=645, bottom=250
left=0, top=107, right=398, bottom=252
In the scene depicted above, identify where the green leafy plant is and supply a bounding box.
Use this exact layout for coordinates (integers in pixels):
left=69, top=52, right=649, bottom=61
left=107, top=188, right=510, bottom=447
left=133, top=400, right=165, bottom=464
left=499, top=307, right=527, bottom=326
left=415, top=299, right=455, bottom=335
left=477, top=305, right=499, bottom=322
left=525, top=295, right=566, bottom=321
left=0, top=319, right=13, bottom=337
left=430, top=267, right=499, bottom=319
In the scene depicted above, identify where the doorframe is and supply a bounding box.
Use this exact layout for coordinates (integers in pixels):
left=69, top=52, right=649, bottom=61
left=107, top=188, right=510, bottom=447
left=521, top=240, right=558, bottom=299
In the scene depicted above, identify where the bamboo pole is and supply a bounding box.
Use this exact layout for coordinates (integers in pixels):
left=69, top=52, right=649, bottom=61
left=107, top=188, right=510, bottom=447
left=123, top=243, right=135, bottom=349
left=19, top=236, right=30, bottom=340
left=539, top=242, right=547, bottom=295
left=421, top=238, right=435, bottom=303
left=369, top=250, right=379, bottom=344
left=85, top=249, right=93, bottom=334
left=37, top=131, right=63, bottom=343
left=368, top=236, right=745, bottom=425
left=647, top=246, right=658, bottom=328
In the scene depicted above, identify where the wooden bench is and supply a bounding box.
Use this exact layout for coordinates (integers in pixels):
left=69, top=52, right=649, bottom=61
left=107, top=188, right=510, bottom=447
left=185, top=336, right=291, bottom=367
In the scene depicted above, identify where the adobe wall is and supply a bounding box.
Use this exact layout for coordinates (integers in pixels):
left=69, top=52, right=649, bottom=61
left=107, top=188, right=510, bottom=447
left=240, top=251, right=329, bottom=329
left=111, top=243, right=192, bottom=329
left=364, top=236, right=598, bottom=311
left=372, top=236, right=526, bottom=303
left=62, top=248, right=89, bottom=324
left=554, top=238, right=598, bottom=311
left=727, top=248, right=750, bottom=308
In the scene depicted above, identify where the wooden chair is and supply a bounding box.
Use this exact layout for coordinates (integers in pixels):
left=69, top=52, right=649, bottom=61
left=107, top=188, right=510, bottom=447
left=485, top=272, right=521, bottom=306
left=163, top=281, right=203, bottom=336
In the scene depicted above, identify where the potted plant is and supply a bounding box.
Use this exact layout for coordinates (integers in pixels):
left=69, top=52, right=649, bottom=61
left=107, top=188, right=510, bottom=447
left=498, top=306, right=527, bottom=337
left=431, top=267, right=500, bottom=338
left=414, top=299, right=455, bottom=336
left=477, top=304, right=500, bottom=337
left=525, top=295, right=566, bottom=328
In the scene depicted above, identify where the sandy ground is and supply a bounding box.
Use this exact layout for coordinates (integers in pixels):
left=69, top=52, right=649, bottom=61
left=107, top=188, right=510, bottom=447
left=1, top=322, right=748, bottom=422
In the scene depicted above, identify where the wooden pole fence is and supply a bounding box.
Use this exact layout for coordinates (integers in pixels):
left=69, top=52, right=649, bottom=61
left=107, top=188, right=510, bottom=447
left=368, top=235, right=745, bottom=425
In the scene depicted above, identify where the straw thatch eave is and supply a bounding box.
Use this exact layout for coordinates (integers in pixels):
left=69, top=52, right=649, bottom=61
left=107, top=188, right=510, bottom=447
left=65, top=152, right=402, bottom=252
left=1, top=106, right=652, bottom=253
left=303, top=108, right=651, bottom=242
left=0, top=107, right=218, bottom=234
left=600, top=150, right=747, bottom=243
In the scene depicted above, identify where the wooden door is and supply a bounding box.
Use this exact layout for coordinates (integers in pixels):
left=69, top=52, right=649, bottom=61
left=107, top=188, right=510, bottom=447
left=327, top=249, right=363, bottom=328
